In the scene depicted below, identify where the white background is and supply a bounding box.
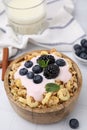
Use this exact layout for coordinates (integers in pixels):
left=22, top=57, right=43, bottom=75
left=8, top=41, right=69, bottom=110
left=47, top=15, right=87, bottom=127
left=0, top=0, right=87, bottom=130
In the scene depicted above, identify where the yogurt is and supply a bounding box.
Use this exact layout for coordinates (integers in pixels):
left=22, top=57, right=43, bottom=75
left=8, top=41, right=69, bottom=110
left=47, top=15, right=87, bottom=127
left=14, top=54, right=72, bottom=101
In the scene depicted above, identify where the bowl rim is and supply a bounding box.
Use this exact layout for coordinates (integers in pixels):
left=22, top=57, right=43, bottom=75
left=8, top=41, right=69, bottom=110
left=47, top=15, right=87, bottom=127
left=4, top=49, right=82, bottom=113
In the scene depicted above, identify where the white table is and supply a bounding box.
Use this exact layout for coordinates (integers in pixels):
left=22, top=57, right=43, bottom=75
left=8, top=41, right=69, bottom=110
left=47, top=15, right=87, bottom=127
left=0, top=0, right=87, bottom=130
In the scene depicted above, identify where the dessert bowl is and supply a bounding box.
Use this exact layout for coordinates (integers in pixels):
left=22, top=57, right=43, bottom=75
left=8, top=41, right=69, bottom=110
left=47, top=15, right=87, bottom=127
left=4, top=49, right=82, bottom=124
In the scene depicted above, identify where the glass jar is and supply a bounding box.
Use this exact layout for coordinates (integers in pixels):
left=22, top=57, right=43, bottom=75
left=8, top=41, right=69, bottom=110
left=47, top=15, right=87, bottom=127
left=4, top=0, right=47, bottom=34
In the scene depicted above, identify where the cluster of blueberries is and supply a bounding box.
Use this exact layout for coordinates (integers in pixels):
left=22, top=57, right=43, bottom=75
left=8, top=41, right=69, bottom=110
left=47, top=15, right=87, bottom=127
left=19, top=55, right=66, bottom=84
left=74, top=39, right=87, bottom=60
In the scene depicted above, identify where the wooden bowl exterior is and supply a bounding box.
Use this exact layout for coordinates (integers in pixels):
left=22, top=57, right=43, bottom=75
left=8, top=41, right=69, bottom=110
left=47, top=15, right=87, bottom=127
left=4, top=50, right=82, bottom=124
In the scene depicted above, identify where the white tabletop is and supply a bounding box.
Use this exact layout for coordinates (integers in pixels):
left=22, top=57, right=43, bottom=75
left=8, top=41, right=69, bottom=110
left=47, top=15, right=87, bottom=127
left=0, top=0, right=87, bottom=130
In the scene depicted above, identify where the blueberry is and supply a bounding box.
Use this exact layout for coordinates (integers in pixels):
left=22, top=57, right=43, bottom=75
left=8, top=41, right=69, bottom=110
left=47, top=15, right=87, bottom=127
left=24, top=60, right=33, bottom=68
left=81, top=39, right=87, bottom=47
left=73, top=44, right=81, bottom=50
left=27, top=71, right=34, bottom=79
left=80, top=47, right=87, bottom=54
left=81, top=47, right=86, bottom=52
left=69, top=118, right=79, bottom=129
left=75, top=49, right=81, bottom=56
left=79, top=52, right=87, bottom=59
left=85, top=48, right=87, bottom=54
left=19, top=68, right=28, bottom=76
left=33, top=75, right=43, bottom=84
left=32, top=65, right=43, bottom=74
left=56, top=59, right=66, bottom=66
left=84, top=41, right=87, bottom=48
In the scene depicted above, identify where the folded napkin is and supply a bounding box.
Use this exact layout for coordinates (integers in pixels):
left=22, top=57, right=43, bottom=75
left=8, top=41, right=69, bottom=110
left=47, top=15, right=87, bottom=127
left=0, top=0, right=86, bottom=61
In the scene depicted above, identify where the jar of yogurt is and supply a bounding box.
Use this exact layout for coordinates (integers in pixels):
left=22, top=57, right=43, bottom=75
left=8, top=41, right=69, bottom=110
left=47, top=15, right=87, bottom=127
left=4, top=0, right=48, bottom=34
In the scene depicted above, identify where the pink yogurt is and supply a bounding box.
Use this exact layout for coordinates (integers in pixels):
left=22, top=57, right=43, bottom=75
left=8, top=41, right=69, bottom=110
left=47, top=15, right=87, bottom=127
left=14, top=54, right=72, bottom=101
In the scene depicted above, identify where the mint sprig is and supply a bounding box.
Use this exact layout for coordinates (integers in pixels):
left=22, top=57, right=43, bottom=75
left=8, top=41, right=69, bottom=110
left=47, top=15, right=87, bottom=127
left=37, top=59, right=49, bottom=68
left=45, top=83, right=60, bottom=92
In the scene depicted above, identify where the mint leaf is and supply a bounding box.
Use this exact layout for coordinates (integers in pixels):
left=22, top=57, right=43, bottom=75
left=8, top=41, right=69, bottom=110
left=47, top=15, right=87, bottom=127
left=45, top=83, right=60, bottom=92
left=37, top=59, right=49, bottom=68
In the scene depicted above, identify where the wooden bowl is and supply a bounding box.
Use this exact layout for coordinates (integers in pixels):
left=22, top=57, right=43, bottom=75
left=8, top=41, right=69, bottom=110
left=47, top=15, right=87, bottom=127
left=4, top=50, right=82, bottom=124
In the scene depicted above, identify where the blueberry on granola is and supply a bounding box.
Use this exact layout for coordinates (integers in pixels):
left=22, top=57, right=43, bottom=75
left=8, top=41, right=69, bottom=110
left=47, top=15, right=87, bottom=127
left=33, top=75, right=43, bottom=84
left=24, top=60, right=33, bottom=68
left=19, top=68, right=28, bottom=76
left=56, top=59, right=66, bottom=66
left=44, top=64, right=60, bottom=79
left=27, top=71, right=34, bottom=79
left=32, top=65, right=43, bottom=74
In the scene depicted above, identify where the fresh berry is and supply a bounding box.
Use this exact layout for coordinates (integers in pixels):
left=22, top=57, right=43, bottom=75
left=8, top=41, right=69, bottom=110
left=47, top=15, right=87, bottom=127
left=56, top=59, right=66, bottom=66
left=83, top=41, right=87, bottom=48
left=44, top=64, right=60, bottom=79
left=24, top=60, right=33, bottom=68
left=85, top=48, right=87, bottom=54
left=19, top=68, right=28, bottom=76
left=37, top=55, right=55, bottom=65
left=73, top=44, right=81, bottom=50
left=81, top=39, right=87, bottom=47
left=47, top=55, right=55, bottom=64
left=79, top=52, right=87, bottom=59
left=37, top=55, right=48, bottom=64
left=69, top=118, right=79, bottom=129
left=27, top=71, right=34, bottom=79
left=81, top=47, right=86, bottom=52
left=32, top=65, right=43, bottom=74
left=75, top=48, right=82, bottom=56
left=74, top=39, right=87, bottom=60
left=33, top=75, right=43, bottom=84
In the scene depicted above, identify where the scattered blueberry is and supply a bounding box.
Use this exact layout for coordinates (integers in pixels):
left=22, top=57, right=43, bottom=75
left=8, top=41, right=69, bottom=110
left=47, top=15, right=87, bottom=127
left=24, top=60, right=33, bottom=68
left=81, top=39, right=87, bottom=47
left=56, top=59, right=66, bottom=66
left=79, top=52, right=87, bottom=59
left=69, top=118, right=79, bottom=129
left=33, top=75, right=43, bottom=84
left=74, top=44, right=81, bottom=51
left=19, top=68, right=28, bottom=76
left=27, top=71, right=34, bottom=79
left=32, top=65, right=43, bottom=74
